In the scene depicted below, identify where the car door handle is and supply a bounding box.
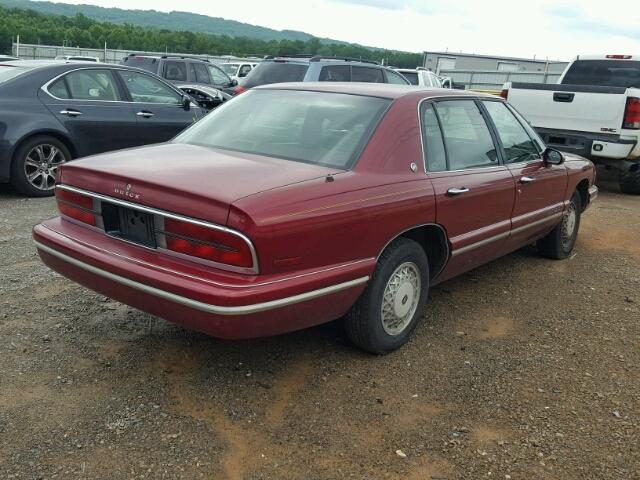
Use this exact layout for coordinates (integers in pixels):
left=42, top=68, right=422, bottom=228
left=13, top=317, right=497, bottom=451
left=519, top=176, right=535, bottom=183
left=136, top=111, right=155, bottom=118
left=447, top=187, right=470, bottom=196
left=59, top=109, right=82, bottom=117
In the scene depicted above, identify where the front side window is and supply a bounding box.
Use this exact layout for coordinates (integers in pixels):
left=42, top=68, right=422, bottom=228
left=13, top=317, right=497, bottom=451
left=483, top=101, right=540, bottom=163
left=207, top=65, right=230, bottom=86
left=434, top=100, right=498, bottom=170
left=118, top=71, right=182, bottom=104
left=352, top=66, right=384, bottom=83
left=60, top=69, right=121, bottom=101
left=385, top=70, right=409, bottom=84
left=175, top=89, right=390, bottom=169
left=319, top=65, right=350, bottom=82
left=421, top=104, right=447, bottom=172
left=164, top=61, right=187, bottom=81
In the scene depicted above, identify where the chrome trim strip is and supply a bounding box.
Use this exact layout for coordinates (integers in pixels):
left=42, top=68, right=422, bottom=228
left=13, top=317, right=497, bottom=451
left=451, top=212, right=562, bottom=257
left=56, top=184, right=259, bottom=274
left=34, top=241, right=369, bottom=316
left=42, top=221, right=373, bottom=288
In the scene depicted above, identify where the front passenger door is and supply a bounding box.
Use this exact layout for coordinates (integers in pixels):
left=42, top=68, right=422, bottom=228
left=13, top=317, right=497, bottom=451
left=481, top=100, right=567, bottom=250
left=117, top=70, right=200, bottom=144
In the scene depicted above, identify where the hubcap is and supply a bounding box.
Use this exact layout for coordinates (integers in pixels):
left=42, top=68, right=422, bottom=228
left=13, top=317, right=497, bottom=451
left=561, top=203, right=577, bottom=250
left=23, top=144, right=66, bottom=191
left=381, top=262, right=421, bottom=336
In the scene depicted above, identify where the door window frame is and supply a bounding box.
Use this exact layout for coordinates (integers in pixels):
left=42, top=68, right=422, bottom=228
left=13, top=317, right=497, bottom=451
left=478, top=98, right=544, bottom=166
left=418, top=96, right=506, bottom=173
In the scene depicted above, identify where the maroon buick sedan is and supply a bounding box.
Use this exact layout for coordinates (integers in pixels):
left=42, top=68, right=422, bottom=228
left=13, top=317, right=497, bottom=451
left=33, top=83, right=597, bottom=353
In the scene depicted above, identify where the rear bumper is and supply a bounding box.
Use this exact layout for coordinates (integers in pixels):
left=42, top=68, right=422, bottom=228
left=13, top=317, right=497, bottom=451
left=535, top=128, right=638, bottom=161
left=33, top=218, right=372, bottom=338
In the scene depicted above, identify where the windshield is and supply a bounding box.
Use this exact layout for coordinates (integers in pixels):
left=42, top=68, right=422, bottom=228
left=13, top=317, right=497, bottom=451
left=0, top=65, right=31, bottom=84
left=562, top=60, right=640, bottom=88
left=241, top=62, right=309, bottom=88
left=175, top=89, right=391, bottom=169
left=220, top=63, right=239, bottom=75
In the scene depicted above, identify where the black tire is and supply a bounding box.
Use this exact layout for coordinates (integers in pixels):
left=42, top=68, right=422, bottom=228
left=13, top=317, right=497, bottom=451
left=10, top=135, right=71, bottom=197
left=619, top=170, right=640, bottom=195
left=537, top=192, right=581, bottom=259
left=345, top=237, right=429, bottom=354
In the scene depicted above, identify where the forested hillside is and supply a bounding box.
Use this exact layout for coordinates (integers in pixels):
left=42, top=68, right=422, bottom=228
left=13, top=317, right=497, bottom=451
left=0, top=5, right=422, bottom=67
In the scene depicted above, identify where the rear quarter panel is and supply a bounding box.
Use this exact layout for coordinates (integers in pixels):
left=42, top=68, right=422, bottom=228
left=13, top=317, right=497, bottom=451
left=230, top=94, right=437, bottom=275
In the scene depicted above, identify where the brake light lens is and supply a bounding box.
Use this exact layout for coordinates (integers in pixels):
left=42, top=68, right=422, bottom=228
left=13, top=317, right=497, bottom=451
left=233, top=85, right=247, bottom=95
left=623, top=97, right=640, bottom=129
left=606, top=55, right=632, bottom=59
left=55, top=188, right=96, bottom=226
left=163, top=218, right=253, bottom=268
left=500, top=89, right=508, bottom=99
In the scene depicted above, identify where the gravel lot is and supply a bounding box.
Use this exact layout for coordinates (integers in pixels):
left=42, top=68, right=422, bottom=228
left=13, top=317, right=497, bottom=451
left=1, top=175, right=638, bottom=480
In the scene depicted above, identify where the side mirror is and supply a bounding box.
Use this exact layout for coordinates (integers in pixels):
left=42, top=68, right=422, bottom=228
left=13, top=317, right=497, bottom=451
left=181, top=94, right=191, bottom=110
left=543, top=147, right=564, bottom=165
left=230, top=78, right=238, bottom=87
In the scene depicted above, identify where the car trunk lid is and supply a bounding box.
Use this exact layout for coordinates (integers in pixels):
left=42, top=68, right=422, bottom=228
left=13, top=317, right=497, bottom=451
left=58, top=143, right=339, bottom=225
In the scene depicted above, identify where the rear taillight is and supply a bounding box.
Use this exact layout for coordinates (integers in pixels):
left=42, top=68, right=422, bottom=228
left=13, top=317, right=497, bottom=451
left=623, top=97, right=640, bottom=129
left=233, top=85, right=247, bottom=95
left=500, top=89, right=508, bottom=99
left=55, top=188, right=96, bottom=226
left=606, top=55, right=632, bottom=59
left=163, top=218, right=254, bottom=269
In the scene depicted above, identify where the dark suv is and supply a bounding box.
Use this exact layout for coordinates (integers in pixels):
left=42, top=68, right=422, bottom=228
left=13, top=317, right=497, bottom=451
left=119, top=54, right=237, bottom=94
left=234, top=55, right=410, bottom=94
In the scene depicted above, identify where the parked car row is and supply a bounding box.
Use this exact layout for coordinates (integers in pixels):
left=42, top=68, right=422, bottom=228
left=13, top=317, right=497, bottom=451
left=32, top=82, right=597, bottom=353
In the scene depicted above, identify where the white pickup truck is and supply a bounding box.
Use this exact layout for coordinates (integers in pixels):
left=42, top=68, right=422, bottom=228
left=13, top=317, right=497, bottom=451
left=503, top=55, right=640, bottom=194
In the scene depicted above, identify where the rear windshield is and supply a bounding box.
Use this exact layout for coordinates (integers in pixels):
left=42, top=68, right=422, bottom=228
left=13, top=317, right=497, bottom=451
left=120, top=56, right=159, bottom=74
left=0, top=65, right=31, bottom=84
left=400, top=72, right=419, bottom=85
left=175, top=89, right=391, bottom=169
left=562, top=60, right=640, bottom=88
left=241, top=62, right=309, bottom=88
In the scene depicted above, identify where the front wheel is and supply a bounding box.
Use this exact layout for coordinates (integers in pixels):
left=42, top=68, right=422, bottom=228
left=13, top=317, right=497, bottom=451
left=619, top=170, right=640, bottom=195
left=10, top=135, right=71, bottom=197
left=537, top=192, right=581, bottom=259
left=345, top=238, right=429, bottom=354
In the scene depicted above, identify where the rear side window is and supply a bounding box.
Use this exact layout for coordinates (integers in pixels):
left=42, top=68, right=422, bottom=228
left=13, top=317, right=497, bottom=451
left=62, top=70, right=121, bottom=101
left=190, top=63, right=210, bottom=84
left=352, top=66, right=384, bottom=83
left=241, top=62, right=309, bottom=88
left=120, top=56, right=159, bottom=74
left=482, top=101, right=540, bottom=163
left=562, top=59, right=640, bottom=88
left=164, top=61, right=187, bottom=81
left=421, top=104, right=447, bottom=172
left=385, top=70, right=409, bottom=84
left=319, top=65, right=351, bottom=82
left=434, top=100, right=498, bottom=170
left=48, top=78, right=70, bottom=99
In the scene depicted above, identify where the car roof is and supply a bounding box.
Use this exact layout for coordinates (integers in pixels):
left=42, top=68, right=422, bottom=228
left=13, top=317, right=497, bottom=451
left=257, top=82, right=491, bottom=100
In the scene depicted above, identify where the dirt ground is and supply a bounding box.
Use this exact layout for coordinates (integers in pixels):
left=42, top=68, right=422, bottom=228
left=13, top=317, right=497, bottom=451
left=0, top=174, right=638, bottom=480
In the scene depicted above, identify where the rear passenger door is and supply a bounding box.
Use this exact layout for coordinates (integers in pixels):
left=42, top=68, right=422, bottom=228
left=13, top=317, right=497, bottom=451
left=116, top=70, right=199, bottom=144
left=40, top=68, right=138, bottom=156
left=481, top=100, right=567, bottom=248
left=420, top=99, right=516, bottom=280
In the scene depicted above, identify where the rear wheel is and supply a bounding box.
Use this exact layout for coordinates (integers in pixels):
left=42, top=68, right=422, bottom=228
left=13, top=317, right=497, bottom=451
left=537, top=192, right=581, bottom=259
left=345, top=238, right=429, bottom=354
left=10, top=135, right=70, bottom=197
left=619, top=170, right=640, bottom=195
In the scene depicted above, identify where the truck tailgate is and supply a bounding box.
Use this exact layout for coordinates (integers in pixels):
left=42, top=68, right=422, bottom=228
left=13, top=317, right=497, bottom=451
left=508, top=83, right=629, bottom=135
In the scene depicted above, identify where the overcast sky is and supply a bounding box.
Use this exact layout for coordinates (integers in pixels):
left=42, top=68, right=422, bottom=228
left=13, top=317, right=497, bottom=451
left=44, top=0, right=640, bottom=60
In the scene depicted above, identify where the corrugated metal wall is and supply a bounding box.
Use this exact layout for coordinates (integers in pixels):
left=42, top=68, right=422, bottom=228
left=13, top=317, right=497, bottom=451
left=440, top=69, right=562, bottom=90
